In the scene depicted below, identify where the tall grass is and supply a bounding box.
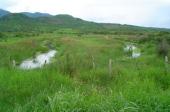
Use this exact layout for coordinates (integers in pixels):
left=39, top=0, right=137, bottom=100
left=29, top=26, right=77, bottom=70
left=0, top=33, right=170, bottom=111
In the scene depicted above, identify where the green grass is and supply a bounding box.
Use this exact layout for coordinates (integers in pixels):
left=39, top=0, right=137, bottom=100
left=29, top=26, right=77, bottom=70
left=0, top=32, right=170, bottom=112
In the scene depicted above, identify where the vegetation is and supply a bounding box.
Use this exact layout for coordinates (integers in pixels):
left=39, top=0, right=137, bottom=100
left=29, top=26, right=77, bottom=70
left=157, top=39, right=169, bottom=57
left=0, top=31, right=169, bottom=112
left=1, top=11, right=170, bottom=34
left=0, top=9, right=170, bottom=112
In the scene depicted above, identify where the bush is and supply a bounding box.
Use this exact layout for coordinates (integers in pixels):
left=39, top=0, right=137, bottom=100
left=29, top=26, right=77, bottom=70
left=0, top=32, right=4, bottom=39
left=157, top=39, right=169, bottom=57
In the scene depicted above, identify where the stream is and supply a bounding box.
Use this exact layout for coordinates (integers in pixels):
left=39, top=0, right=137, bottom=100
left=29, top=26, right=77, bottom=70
left=20, top=50, right=57, bottom=69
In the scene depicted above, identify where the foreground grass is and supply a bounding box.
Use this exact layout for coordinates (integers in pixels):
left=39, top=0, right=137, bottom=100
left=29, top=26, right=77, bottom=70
left=0, top=33, right=170, bottom=111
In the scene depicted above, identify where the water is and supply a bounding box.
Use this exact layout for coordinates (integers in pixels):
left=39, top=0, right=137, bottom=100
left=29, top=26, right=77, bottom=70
left=20, top=50, right=57, bottom=69
left=124, top=45, right=141, bottom=58
left=132, top=51, right=141, bottom=58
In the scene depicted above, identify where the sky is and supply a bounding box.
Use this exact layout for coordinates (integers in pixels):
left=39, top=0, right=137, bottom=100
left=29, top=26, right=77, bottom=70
left=0, top=0, right=170, bottom=28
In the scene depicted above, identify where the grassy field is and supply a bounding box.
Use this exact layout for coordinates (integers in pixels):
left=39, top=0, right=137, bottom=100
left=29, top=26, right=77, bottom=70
left=0, top=31, right=170, bottom=112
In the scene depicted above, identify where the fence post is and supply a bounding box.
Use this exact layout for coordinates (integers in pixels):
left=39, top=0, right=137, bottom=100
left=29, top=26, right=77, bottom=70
left=109, top=59, right=112, bottom=76
left=12, top=60, right=16, bottom=67
left=92, top=56, right=95, bottom=69
left=44, top=60, right=47, bottom=66
left=165, top=56, right=168, bottom=74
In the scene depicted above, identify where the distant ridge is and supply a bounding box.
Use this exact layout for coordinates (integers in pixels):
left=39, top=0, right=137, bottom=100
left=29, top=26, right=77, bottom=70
left=21, top=12, right=52, bottom=18
left=0, top=9, right=10, bottom=17
left=0, top=9, right=52, bottom=18
left=0, top=9, right=169, bottom=33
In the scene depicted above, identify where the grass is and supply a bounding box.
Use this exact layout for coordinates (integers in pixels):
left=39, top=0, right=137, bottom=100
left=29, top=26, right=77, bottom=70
left=0, top=32, right=170, bottom=112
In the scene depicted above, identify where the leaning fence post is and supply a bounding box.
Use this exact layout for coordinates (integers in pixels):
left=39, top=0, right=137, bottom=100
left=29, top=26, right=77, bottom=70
left=109, top=59, right=112, bottom=76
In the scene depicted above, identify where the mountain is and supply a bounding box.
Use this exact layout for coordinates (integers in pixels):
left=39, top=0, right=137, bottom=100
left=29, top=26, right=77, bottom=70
left=0, top=13, right=55, bottom=32
left=21, top=12, right=52, bottom=18
left=0, top=9, right=169, bottom=34
left=0, top=9, right=52, bottom=18
left=37, top=14, right=104, bottom=31
left=0, top=9, right=10, bottom=17
left=0, top=13, right=104, bottom=32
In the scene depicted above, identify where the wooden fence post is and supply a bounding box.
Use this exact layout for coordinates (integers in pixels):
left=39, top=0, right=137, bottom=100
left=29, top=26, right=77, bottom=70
left=165, top=56, right=169, bottom=74
left=12, top=60, right=16, bottom=67
left=109, top=59, right=112, bottom=76
left=92, top=56, right=95, bottom=69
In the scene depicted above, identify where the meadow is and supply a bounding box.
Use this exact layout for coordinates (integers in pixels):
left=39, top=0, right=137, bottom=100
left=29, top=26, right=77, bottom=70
left=0, top=31, right=170, bottom=112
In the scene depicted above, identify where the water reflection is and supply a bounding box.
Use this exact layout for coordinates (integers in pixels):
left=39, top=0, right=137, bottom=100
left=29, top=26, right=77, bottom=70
left=20, top=50, right=57, bottom=69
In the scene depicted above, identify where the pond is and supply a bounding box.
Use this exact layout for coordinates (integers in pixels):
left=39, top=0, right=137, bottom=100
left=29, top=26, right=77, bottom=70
left=20, top=50, right=57, bottom=69
left=124, top=44, right=141, bottom=58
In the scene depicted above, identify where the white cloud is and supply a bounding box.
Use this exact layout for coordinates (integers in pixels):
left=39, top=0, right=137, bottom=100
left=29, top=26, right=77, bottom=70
left=0, top=0, right=16, bottom=9
left=1, top=0, right=170, bottom=28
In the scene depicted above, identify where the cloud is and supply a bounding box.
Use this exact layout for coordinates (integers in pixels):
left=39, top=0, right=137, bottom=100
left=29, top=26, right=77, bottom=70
left=0, top=0, right=170, bottom=28
left=0, top=0, right=17, bottom=9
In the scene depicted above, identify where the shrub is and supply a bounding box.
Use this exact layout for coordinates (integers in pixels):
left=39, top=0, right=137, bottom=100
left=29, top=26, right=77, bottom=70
left=157, top=39, right=169, bottom=57
left=0, top=32, right=4, bottom=39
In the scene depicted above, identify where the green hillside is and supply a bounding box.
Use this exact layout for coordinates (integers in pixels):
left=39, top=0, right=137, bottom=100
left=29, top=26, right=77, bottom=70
left=0, top=13, right=56, bottom=32
left=0, top=12, right=169, bottom=34
left=0, top=9, right=10, bottom=17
